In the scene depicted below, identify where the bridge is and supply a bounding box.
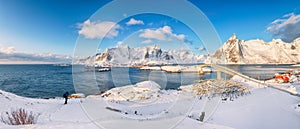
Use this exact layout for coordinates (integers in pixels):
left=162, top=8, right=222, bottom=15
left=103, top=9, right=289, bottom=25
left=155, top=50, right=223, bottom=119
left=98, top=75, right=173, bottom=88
left=197, top=64, right=240, bottom=79
left=198, top=64, right=300, bottom=97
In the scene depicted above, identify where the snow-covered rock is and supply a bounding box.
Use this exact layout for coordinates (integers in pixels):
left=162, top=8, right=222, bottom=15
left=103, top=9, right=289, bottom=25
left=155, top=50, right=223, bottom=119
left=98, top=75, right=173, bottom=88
left=161, top=65, right=184, bottom=73
left=101, top=81, right=162, bottom=102
left=139, top=66, right=162, bottom=70
left=161, top=65, right=212, bottom=73
left=214, top=34, right=300, bottom=64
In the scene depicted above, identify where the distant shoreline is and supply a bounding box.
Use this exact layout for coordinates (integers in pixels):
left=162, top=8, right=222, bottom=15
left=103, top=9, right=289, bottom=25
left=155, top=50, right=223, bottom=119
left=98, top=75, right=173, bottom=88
left=0, top=63, right=298, bottom=66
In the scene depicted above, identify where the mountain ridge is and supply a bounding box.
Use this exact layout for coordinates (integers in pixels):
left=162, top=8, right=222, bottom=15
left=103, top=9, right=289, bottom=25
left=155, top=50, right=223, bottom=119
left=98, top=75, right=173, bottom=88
left=81, top=44, right=207, bottom=66
left=78, top=34, right=300, bottom=66
left=213, top=34, right=300, bottom=64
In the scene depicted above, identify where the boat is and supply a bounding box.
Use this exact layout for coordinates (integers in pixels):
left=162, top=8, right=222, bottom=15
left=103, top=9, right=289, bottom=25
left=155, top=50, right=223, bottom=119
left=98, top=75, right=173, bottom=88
left=273, top=71, right=299, bottom=83
left=274, top=72, right=291, bottom=83
left=97, top=68, right=111, bottom=72
left=292, top=64, right=300, bottom=67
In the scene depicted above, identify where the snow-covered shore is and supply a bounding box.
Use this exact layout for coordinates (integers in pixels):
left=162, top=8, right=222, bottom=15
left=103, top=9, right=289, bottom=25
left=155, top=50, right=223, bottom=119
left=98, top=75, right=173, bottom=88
left=139, top=65, right=212, bottom=73
left=139, top=66, right=161, bottom=71
left=0, top=77, right=300, bottom=129
left=0, top=85, right=231, bottom=129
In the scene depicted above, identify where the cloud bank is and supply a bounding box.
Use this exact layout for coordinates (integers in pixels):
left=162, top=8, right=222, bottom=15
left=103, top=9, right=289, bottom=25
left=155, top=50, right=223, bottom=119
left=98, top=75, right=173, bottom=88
left=267, top=13, right=300, bottom=42
left=0, top=46, right=71, bottom=64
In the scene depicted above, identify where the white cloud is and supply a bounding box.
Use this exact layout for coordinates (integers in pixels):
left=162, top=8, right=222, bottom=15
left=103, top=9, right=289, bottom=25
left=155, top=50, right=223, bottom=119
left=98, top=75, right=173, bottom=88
left=126, top=18, right=144, bottom=26
left=177, top=34, right=185, bottom=41
left=117, top=41, right=123, bottom=45
left=139, top=26, right=186, bottom=42
left=141, top=39, right=152, bottom=44
left=78, top=20, right=120, bottom=39
left=267, top=13, right=300, bottom=42
left=0, top=46, right=16, bottom=54
left=140, top=28, right=166, bottom=41
left=0, top=46, right=71, bottom=64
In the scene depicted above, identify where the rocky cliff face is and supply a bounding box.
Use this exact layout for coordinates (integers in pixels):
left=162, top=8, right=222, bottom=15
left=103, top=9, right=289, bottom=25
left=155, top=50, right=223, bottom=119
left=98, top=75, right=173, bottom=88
left=213, top=34, right=300, bottom=64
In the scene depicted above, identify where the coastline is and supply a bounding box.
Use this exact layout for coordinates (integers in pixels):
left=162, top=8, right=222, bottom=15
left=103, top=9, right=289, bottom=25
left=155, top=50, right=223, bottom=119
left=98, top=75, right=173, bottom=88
left=0, top=75, right=299, bottom=128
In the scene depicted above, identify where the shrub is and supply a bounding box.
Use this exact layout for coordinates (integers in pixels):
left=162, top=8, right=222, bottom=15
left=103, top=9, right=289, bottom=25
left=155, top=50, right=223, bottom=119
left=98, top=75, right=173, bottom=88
left=1, top=108, right=39, bottom=125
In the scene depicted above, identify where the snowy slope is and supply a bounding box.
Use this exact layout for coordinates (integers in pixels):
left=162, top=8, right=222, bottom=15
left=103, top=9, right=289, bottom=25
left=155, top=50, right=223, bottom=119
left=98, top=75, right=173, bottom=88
left=81, top=45, right=207, bottom=66
left=1, top=78, right=300, bottom=129
left=214, top=34, right=300, bottom=64
left=208, top=88, right=300, bottom=129
left=0, top=90, right=97, bottom=129
left=0, top=88, right=231, bottom=129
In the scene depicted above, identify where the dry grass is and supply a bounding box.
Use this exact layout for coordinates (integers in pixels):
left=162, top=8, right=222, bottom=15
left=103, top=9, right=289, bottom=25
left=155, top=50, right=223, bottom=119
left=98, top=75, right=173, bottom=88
left=193, top=79, right=250, bottom=101
left=1, top=108, right=39, bottom=125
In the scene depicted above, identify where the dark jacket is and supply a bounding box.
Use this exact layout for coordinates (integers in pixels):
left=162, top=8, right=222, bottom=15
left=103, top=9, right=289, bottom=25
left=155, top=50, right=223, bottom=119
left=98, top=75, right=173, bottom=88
left=63, top=92, right=69, bottom=98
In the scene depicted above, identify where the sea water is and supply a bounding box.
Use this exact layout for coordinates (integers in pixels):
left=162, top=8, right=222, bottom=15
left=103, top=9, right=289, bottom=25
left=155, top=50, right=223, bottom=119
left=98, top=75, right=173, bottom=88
left=0, top=64, right=297, bottom=98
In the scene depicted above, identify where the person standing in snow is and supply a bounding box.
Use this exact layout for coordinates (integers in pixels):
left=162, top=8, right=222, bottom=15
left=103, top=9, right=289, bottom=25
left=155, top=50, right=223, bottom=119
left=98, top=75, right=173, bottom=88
left=63, top=92, right=69, bottom=104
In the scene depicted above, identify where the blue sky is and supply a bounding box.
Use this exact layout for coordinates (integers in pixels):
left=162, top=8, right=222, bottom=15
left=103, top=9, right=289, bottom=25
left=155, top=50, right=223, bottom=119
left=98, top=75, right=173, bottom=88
left=0, top=0, right=300, bottom=63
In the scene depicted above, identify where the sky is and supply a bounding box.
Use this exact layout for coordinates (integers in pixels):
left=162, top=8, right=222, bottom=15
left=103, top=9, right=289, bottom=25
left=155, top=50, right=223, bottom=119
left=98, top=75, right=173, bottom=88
left=0, top=0, right=300, bottom=63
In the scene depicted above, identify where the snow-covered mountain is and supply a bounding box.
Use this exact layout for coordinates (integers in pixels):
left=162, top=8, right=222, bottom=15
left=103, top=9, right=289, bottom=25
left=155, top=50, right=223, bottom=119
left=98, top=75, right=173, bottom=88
left=82, top=45, right=207, bottom=66
left=213, top=34, right=300, bottom=64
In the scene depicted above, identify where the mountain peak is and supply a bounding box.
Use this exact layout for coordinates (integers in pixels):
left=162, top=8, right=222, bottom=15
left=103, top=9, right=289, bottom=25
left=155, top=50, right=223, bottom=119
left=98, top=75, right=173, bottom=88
left=148, top=44, right=160, bottom=49
left=228, top=33, right=237, bottom=41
